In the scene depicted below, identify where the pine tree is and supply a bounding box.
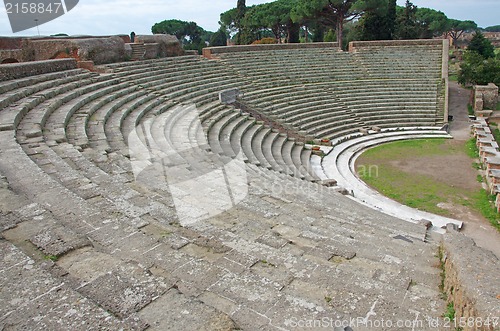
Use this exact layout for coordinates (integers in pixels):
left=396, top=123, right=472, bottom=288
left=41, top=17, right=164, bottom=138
left=468, top=31, right=495, bottom=59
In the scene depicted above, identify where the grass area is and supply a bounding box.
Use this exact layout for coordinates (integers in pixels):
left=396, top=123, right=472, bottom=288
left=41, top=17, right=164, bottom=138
left=449, top=73, right=458, bottom=82
left=360, top=138, right=460, bottom=159
left=357, top=138, right=500, bottom=231
left=465, top=138, right=479, bottom=158
left=473, top=189, right=500, bottom=231
left=497, top=102, right=500, bottom=111
left=358, top=139, right=471, bottom=217
left=359, top=162, right=471, bottom=216
left=467, top=103, right=474, bottom=116
left=491, top=125, right=500, bottom=145
left=443, top=302, right=456, bottom=320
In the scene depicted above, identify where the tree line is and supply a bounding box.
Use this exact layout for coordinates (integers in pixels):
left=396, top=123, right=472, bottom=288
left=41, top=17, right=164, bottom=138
left=149, top=1, right=498, bottom=88
left=151, top=1, right=498, bottom=52
left=218, top=0, right=480, bottom=48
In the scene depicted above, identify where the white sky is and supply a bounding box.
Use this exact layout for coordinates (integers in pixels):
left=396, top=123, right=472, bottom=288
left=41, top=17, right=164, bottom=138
left=0, top=0, right=498, bottom=37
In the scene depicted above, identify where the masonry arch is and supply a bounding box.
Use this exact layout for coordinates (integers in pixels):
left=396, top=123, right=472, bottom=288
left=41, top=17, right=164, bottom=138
left=1, top=58, right=19, bottom=64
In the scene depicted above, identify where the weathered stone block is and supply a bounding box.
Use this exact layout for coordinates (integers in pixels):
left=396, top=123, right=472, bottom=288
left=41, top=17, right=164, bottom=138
left=135, top=34, right=183, bottom=57
left=219, top=88, right=240, bottom=104
left=474, top=83, right=499, bottom=111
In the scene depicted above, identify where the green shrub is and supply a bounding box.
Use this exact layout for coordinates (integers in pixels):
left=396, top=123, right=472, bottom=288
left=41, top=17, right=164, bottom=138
left=467, top=104, right=474, bottom=116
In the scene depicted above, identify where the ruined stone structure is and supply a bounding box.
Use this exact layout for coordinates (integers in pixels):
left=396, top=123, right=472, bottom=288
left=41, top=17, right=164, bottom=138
left=474, top=83, right=499, bottom=112
left=454, top=31, right=500, bottom=48
left=0, top=40, right=498, bottom=330
left=0, top=34, right=184, bottom=65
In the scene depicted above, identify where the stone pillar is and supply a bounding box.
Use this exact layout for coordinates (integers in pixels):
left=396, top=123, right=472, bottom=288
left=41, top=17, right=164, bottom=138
left=474, top=91, right=484, bottom=112
left=474, top=83, right=499, bottom=110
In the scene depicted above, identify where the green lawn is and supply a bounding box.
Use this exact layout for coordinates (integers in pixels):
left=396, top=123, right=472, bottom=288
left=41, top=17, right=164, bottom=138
left=359, top=138, right=461, bottom=159
left=357, top=139, right=500, bottom=230
left=360, top=164, right=471, bottom=216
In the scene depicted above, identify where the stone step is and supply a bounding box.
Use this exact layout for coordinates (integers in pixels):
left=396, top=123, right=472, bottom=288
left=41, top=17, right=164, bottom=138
left=298, top=113, right=355, bottom=131
left=253, top=127, right=274, bottom=170
left=0, top=240, right=146, bottom=330
left=230, top=116, right=255, bottom=160
left=0, top=70, right=95, bottom=111
left=218, top=114, right=248, bottom=158
left=300, top=148, right=320, bottom=181
left=284, top=105, right=348, bottom=123
left=207, top=112, right=241, bottom=156
left=86, top=89, right=148, bottom=152
left=240, top=123, right=261, bottom=166
left=270, top=135, right=292, bottom=175
left=1, top=75, right=117, bottom=132
left=312, top=121, right=364, bottom=140
left=281, top=139, right=303, bottom=179
left=291, top=143, right=315, bottom=181
left=104, top=94, right=159, bottom=152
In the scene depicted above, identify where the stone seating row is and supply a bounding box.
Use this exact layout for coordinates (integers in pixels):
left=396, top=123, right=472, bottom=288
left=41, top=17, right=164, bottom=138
left=0, top=74, right=120, bottom=131
left=220, top=46, right=443, bottom=85
left=241, top=81, right=440, bottom=139
left=0, top=57, right=237, bottom=178
left=0, top=68, right=94, bottom=96
left=202, top=105, right=319, bottom=181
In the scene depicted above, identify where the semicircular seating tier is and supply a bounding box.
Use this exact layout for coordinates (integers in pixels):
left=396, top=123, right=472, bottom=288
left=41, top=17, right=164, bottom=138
left=211, top=42, right=446, bottom=141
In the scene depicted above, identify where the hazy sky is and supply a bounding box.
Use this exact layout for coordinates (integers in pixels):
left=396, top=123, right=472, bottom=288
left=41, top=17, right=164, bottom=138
left=0, top=0, right=498, bottom=37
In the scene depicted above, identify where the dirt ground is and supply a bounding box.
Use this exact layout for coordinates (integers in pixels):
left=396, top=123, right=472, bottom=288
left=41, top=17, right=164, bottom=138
left=388, top=140, right=480, bottom=192
left=386, top=139, right=500, bottom=255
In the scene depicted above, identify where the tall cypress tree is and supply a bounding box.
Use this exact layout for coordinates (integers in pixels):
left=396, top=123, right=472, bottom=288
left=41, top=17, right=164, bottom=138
left=396, top=0, right=418, bottom=39
left=236, top=0, right=246, bottom=44
left=386, top=0, right=396, bottom=39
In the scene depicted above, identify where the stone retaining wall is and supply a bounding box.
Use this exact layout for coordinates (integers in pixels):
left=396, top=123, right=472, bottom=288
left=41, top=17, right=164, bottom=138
left=0, top=59, right=77, bottom=81
left=21, top=36, right=126, bottom=64
left=0, top=37, right=23, bottom=50
left=202, top=42, right=340, bottom=58
left=442, top=226, right=500, bottom=331
left=349, top=39, right=445, bottom=50
left=0, top=49, right=23, bottom=63
left=0, top=35, right=181, bottom=64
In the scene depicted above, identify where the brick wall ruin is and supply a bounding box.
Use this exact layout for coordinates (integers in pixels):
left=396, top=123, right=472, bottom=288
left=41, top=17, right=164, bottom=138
left=0, top=34, right=183, bottom=65
left=134, top=34, right=184, bottom=58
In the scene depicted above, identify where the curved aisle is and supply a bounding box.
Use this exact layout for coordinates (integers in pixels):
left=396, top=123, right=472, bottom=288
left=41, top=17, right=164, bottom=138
left=320, top=129, right=463, bottom=231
